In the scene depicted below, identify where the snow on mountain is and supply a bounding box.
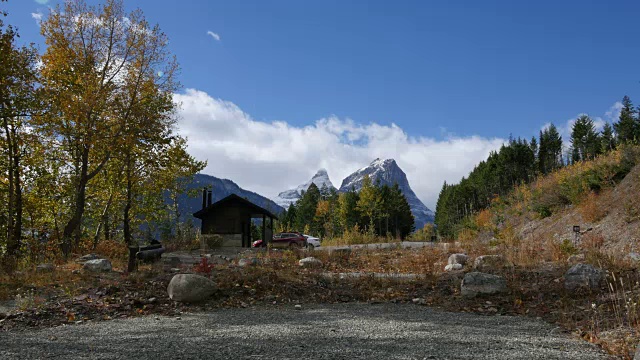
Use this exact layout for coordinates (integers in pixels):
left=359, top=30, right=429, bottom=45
left=274, top=169, right=336, bottom=208
left=339, top=158, right=435, bottom=229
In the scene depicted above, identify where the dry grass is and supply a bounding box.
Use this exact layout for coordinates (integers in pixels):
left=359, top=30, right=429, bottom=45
left=579, top=191, right=609, bottom=223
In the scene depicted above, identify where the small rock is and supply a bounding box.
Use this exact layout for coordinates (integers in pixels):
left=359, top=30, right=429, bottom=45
left=298, top=257, right=323, bottom=268
left=567, top=253, right=585, bottom=264
left=72, top=270, right=80, bottom=275
left=167, top=274, right=216, bottom=303
left=294, top=304, right=302, bottom=310
left=36, top=263, right=55, bottom=273
left=238, top=258, right=258, bottom=267
left=154, top=316, right=160, bottom=321
left=634, top=342, right=640, bottom=360
left=564, top=264, right=604, bottom=292
left=83, top=259, right=112, bottom=273
left=170, top=268, right=181, bottom=273
left=444, top=263, right=463, bottom=272
left=176, top=317, right=181, bottom=320
left=147, top=297, right=157, bottom=304
left=412, top=298, right=426, bottom=305
left=461, top=272, right=507, bottom=298
left=626, top=252, right=640, bottom=262
left=448, top=253, right=468, bottom=266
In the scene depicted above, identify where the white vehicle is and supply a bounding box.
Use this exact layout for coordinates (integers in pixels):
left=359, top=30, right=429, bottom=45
left=303, top=234, right=321, bottom=249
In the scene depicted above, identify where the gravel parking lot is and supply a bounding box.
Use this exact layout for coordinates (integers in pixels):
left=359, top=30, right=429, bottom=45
left=0, top=303, right=610, bottom=360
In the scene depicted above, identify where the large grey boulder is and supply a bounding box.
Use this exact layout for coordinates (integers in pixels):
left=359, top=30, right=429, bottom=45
left=448, top=253, right=468, bottom=266
left=461, top=272, right=507, bottom=298
left=473, top=255, right=511, bottom=273
left=564, top=264, right=604, bottom=291
left=444, top=263, right=463, bottom=272
left=299, top=257, right=323, bottom=268
left=634, top=342, right=640, bottom=360
left=36, top=263, right=55, bottom=273
left=83, top=259, right=112, bottom=272
left=167, top=274, right=216, bottom=303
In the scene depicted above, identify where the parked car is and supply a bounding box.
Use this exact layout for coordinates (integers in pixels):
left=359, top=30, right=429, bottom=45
left=303, top=234, right=321, bottom=249
left=251, top=232, right=307, bottom=249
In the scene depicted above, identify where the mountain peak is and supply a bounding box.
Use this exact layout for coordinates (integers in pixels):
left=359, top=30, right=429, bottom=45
left=339, top=158, right=434, bottom=229
left=370, top=158, right=396, bottom=166
left=274, top=168, right=336, bottom=207
left=314, top=168, right=328, bottom=177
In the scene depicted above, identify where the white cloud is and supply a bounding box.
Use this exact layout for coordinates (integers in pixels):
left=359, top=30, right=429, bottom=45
left=31, top=12, right=43, bottom=24
left=174, top=89, right=505, bottom=210
left=206, top=31, right=221, bottom=41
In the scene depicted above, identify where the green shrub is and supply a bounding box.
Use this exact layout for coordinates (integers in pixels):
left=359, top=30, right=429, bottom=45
left=559, top=239, right=578, bottom=256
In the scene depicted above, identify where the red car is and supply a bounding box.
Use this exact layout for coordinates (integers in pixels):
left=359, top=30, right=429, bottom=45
left=252, top=232, right=307, bottom=249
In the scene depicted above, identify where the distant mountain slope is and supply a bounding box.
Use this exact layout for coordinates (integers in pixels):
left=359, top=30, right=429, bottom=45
left=339, top=158, right=434, bottom=229
left=179, top=174, right=285, bottom=225
left=274, top=169, right=336, bottom=208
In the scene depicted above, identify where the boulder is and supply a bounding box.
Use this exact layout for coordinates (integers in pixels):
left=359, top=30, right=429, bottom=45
left=461, top=272, right=507, bottom=298
left=299, top=257, right=323, bottom=268
left=75, top=254, right=100, bottom=264
left=567, top=253, right=585, bottom=264
left=83, top=259, right=112, bottom=272
left=444, top=263, right=463, bottom=272
left=564, top=264, right=604, bottom=291
left=448, top=253, right=468, bottom=266
left=167, top=274, right=216, bottom=303
left=473, top=255, right=510, bottom=273
left=238, top=258, right=259, bottom=267
left=635, top=342, right=640, bottom=360
left=36, top=263, right=55, bottom=273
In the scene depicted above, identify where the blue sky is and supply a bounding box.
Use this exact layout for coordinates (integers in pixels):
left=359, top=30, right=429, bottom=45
left=4, top=0, right=640, bottom=208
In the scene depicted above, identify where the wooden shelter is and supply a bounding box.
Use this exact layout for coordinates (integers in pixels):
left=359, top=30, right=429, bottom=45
left=193, top=190, right=276, bottom=248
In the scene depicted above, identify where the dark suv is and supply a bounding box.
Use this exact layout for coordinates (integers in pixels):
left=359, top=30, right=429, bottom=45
left=251, top=232, right=307, bottom=248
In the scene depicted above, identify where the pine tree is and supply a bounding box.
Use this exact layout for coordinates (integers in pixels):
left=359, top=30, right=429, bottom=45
left=294, top=183, right=320, bottom=231
left=529, top=136, right=538, bottom=173
left=614, top=96, right=638, bottom=143
left=600, top=122, right=616, bottom=153
left=538, top=129, right=547, bottom=175
left=570, top=115, right=601, bottom=162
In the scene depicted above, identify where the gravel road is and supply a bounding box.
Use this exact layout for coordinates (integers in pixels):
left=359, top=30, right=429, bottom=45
left=0, top=303, right=610, bottom=360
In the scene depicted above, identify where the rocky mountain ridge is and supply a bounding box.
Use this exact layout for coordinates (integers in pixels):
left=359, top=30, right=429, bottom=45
left=338, top=158, right=434, bottom=229
left=274, top=168, right=336, bottom=208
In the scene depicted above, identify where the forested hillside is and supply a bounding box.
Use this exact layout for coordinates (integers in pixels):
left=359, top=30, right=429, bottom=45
left=436, top=95, right=640, bottom=239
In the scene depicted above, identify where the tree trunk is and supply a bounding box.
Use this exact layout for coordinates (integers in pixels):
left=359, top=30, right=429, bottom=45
left=3, top=118, right=23, bottom=258
left=124, top=152, right=136, bottom=272
left=61, top=147, right=89, bottom=257
left=93, top=191, right=114, bottom=249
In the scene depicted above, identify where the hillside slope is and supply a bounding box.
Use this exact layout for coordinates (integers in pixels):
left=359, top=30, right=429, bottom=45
left=461, top=147, right=640, bottom=258
left=512, top=163, right=640, bottom=254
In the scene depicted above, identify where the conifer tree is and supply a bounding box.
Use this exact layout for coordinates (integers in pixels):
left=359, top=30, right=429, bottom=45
left=614, top=96, right=638, bottom=143
left=600, top=122, right=616, bottom=153
left=570, top=115, right=601, bottom=162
